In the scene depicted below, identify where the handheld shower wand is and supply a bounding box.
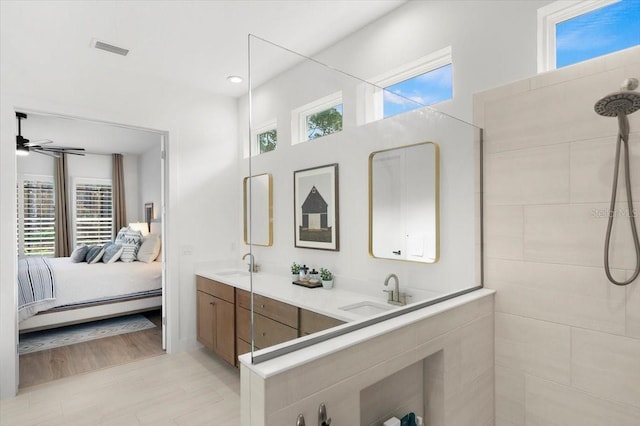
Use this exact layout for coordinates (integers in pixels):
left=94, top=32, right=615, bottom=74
left=594, top=78, right=640, bottom=286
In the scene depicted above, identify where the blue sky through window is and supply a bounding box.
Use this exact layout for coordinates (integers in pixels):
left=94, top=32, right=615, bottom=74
left=556, top=0, right=640, bottom=68
left=383, top=63, right=452, bottom=118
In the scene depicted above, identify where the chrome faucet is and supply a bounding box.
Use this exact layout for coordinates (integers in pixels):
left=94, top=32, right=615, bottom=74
left=242, top=252, right=258, bottom=272
left=383, top=273, right=407, bottom=306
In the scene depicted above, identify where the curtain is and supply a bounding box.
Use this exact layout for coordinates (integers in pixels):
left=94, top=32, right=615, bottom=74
left=112, top=153, right=127, bottom=234
left=54, top=153, right=71, bottom=257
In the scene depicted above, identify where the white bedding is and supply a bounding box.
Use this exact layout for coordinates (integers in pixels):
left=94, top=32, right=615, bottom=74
left=19, top=257, right=162, bottom=321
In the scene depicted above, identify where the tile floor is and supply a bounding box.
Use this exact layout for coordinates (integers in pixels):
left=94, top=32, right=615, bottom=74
left=0, top=349, right=241, bottom=426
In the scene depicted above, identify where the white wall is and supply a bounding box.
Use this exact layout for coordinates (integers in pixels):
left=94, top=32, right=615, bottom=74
left=478, top=47, right=640, bottom=425
left=239, top=0, right=552, bottom=301
left=1, top=9, right=239, bottom=400
left=138, top=145, right=162, bottom=222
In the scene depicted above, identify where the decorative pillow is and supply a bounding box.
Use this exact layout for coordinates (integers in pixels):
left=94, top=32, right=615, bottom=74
left=70, top=245, right=89, bottom=263
left=102, top=243, right=124, bottom=264
left=85, top=245, right=105, bottom=264
left=137, top=234, right=161, bottom=263
left=114, top=226, right=129, bottom=244
left=118, top=228, right=143, bottom=262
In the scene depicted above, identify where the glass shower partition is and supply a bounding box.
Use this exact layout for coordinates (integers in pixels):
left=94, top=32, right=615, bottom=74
left=244, top=35, right=482, bottom=363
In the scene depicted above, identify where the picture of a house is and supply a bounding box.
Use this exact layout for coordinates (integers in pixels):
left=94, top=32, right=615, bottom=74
left=300, top=186, right=332, bottom=243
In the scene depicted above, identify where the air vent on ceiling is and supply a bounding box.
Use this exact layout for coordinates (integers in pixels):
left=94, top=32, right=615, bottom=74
left=92, top=39, right=129, bottom=56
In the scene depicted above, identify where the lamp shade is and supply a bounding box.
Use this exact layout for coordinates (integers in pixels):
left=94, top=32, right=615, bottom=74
left=128, top=222, right=150, bottom=236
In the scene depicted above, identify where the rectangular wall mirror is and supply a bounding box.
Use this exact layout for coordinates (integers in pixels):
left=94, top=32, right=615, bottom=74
left=369, top=142, right=439, bottom=263
left=244, top=173, right=273, bottom=246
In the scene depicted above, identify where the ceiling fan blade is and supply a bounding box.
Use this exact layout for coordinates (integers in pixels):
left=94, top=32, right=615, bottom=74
left=25, top=139, right=53, bottom=146
left=32, top=149, right=60, bottom=158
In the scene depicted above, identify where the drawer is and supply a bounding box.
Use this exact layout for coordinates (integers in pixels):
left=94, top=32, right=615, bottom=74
left=254, top=313, right=298, bottom=349
left=299, top=309, right=345, bottom=336
left=196, top=276, right=235, bottom=303
left=236, top=289, right=298, bottom=329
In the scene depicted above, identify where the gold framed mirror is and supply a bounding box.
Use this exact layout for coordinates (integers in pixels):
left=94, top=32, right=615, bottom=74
left=243, top=173, right=273, bottom=246
left=369, top=142, right=440, bottom=263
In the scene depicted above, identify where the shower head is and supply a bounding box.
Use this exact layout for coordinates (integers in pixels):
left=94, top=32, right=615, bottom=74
left=594, top=78, right=640, bottom=117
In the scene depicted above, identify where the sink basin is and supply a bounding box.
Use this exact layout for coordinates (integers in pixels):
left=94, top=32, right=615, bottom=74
left=339, top=301, right=393, bottom=316
left=214, top=270, right=250, bottom=278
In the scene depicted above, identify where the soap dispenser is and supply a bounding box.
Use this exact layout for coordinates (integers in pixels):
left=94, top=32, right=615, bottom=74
left=299, top=264, right=309, bottom=281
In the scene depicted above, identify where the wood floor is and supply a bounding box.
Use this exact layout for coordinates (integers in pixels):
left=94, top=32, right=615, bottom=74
left=19, top=310, right=165, bottom=388
left=1, top=348, right=241, bottom=426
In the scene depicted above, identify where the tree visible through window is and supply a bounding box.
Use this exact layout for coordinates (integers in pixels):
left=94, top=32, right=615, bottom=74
left=306, top=104, right=343, bottom=140
left=258, top=129, right=277, bottom=153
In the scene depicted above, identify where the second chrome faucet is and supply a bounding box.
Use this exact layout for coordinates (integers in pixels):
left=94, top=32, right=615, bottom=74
left=242, top=252, right=259, bottom=273
left=383, top=273, right=408, bottom=306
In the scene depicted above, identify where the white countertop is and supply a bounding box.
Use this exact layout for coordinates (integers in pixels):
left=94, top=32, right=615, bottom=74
left=195, top=265, right=402, bottom=322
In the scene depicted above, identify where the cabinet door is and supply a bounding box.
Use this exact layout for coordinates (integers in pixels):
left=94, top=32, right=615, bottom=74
left=197, top=290, right=235, bottom=366
left=196, top=290, right=215, bottom=351
left=213, top=297, right=235, bottom=366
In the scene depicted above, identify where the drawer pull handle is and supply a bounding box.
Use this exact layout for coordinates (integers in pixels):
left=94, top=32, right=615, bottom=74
left=262, top=332, right=266, bottom=336
left=210, top=302, right=215, bottom=306
left=260, top=304, right=265, bottom=308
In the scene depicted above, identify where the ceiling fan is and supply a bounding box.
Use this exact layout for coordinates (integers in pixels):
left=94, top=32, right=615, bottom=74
left=16, top=112, right=85, bottom=158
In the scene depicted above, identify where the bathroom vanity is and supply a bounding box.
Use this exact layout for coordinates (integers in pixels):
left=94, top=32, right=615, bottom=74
left=196, top=273, right=346, bottom=366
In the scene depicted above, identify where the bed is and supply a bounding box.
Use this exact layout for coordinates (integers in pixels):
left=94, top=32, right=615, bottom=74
left=18, top=256, right=163, bottom=333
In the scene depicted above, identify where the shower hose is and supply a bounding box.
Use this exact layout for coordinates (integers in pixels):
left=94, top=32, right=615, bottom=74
left=604, top=130, right=640, bottom=286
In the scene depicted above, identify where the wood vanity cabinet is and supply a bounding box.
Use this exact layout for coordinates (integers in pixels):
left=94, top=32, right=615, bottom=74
left=197, top=276, right=346, bottom=367
left=299, top=308, right=345, bottom=336
left=196, top=276, right=236, bottom=366
left=236, top=289, right=298, bottom=354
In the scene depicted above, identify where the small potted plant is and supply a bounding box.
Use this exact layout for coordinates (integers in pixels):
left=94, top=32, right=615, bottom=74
left=291, top=262, right=301, bottom=282
left=320, top=267, right=334, bottom=289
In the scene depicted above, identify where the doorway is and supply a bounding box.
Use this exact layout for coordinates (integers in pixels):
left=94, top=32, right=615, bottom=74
left=14, top=110, right=169, bottom=388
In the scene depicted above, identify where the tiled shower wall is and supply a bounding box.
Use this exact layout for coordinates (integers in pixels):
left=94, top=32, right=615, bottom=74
left=476, top=46, right=640, bottom=425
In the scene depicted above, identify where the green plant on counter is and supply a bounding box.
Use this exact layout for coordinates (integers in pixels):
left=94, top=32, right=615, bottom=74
left=320, top=267, right=333, bottom=281
left=291, top=262, right=301, bottom=274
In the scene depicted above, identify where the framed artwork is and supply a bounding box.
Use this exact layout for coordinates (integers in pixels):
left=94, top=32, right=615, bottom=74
left=144, top=202, right=154, bottom=231
left=294, top=163, right=339, bottom=251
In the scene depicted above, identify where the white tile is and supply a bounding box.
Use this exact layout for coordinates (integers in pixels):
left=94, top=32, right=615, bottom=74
left=570, top=134, right=640, bottom=204
left=486, top=259, right=627, bottom=334
left=494, top=365, right=524, bottom=426
left=444, top=368, right=493, bottom=426
left=484, top=83, right=563, bottom=154
left=495, top=313, right=570, bottom=384
left=485, top=144, right=570, bottom=206
left=571, top=328, right=640, bottom=408
left=525, top=375, right=640, bottom=426
left=485, top=205, right=524, bottom=260
left=627, top=279, right=640, bottom=338
left=524, top=203, right=639, bottom=270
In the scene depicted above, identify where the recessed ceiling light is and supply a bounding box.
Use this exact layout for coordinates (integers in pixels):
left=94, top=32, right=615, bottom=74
left=227, top=75, right=243, bottom=84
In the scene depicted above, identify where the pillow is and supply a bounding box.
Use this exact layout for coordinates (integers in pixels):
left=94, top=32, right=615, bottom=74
left=118, top=228, right=143, bottom=262
left=137, top=234, right=161, bottom=263
left=85, top=245, right=105, bottom=264
left=102, top=243, right=124, bottom=264
left=114, top=226, right=129, bottom=244
left=70, top=245, right=89, bottom=263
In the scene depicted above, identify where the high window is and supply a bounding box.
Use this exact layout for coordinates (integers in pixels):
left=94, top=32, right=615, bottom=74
left=252, top=120, right=277, bottom=155
left=362, top=47, right=453, bottom=123
left=73, top=179, right=113, bottom=246
left=292, top=92, right=343, bottom=144
left=538, top=0, right=640, bottom=72
left=17, top=176, right=55, bottom=257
